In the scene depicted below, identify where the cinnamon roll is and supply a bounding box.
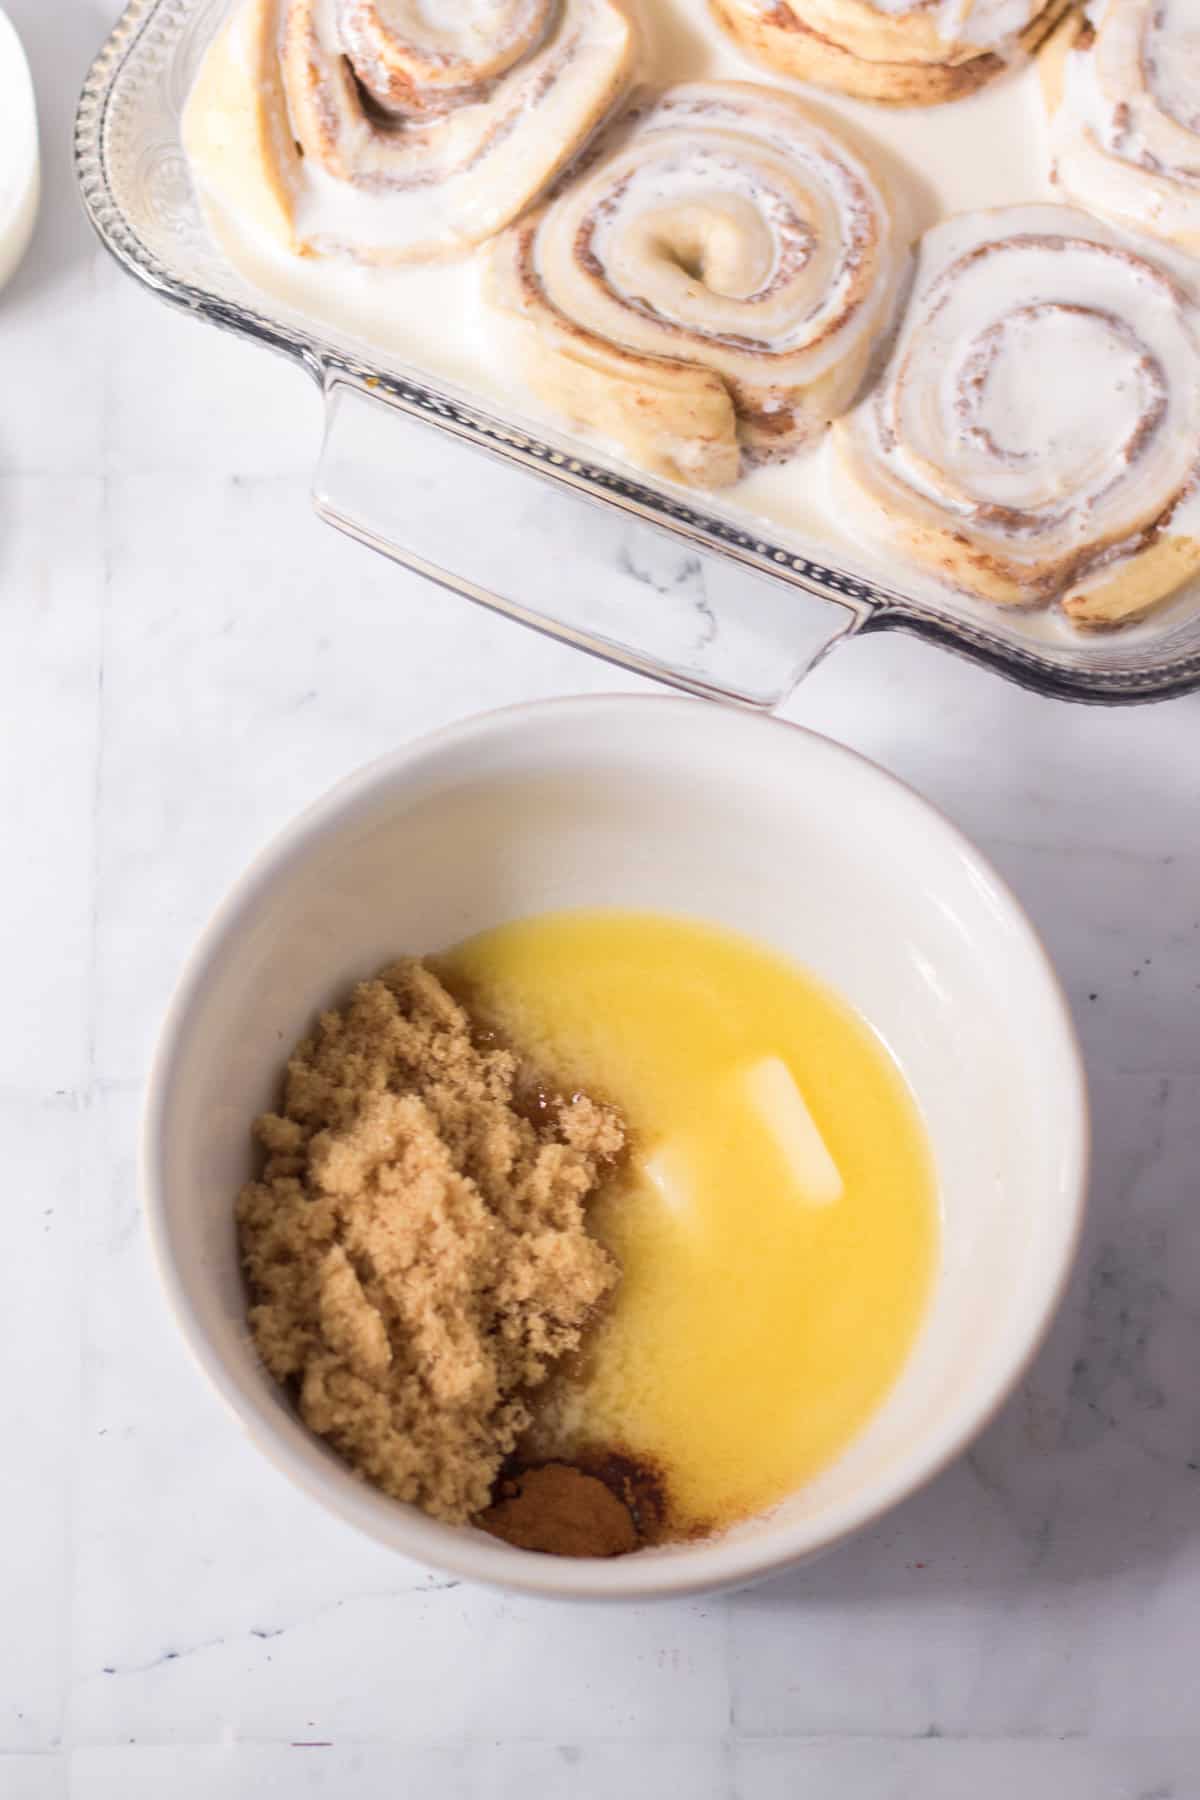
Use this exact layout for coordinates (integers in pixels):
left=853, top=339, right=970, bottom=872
left=1043, top=0, right=1200, bottom=259
left=831, top=204, right=1200, bottom=624
left=182, top=0, right=638, bottom=264
left=486, top=83, right=900, bottom=488
left=711, top=0, right=1071, bottom=107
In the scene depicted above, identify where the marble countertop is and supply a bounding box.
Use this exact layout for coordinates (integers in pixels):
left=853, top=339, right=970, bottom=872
left=5, top=3, right=1199, bottom=1794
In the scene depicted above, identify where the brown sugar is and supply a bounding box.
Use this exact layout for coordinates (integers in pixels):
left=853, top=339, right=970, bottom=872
left=477, top=1462, right=638, bottom=1557
left=237, top=959, right=625, bottom=1524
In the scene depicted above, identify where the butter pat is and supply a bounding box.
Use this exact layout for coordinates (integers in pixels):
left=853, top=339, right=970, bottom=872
left=742, top=1056, right=843, bottom=1205
left=641, top=1143, right=694, bottom=1221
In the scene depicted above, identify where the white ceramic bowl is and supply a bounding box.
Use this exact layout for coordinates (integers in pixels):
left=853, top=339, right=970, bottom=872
left=144, top=696, right=1088, bottom=1600
left=0, top=11, right=39, bottom=293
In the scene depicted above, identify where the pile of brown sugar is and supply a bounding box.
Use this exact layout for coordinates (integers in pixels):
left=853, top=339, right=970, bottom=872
left=237, top=959, right=625, bottom=1524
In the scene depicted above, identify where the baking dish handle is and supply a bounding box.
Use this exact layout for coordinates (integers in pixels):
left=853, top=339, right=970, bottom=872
left=312, top=374, right=872, bottom=708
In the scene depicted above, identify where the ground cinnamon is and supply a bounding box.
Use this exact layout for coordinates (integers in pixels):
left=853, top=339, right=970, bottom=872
left=477, top=1462, right=639, bottom=1557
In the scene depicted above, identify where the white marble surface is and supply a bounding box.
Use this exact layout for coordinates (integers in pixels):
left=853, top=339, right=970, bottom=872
left=4, top=3, right=1200, bottom=1794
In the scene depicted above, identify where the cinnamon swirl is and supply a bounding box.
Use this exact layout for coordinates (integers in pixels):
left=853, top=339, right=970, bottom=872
left=182, top=0, right=638, bottom=264
left=486, top=83, right=900, bottom=488
left=711, top=0, right=1071, bottom=107
left=831, top=204, right=1200, bottom=623
left=1044, top=0, right=1200, bottom=259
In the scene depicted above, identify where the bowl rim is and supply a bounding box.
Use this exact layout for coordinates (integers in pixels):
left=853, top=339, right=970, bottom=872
left=141, top=693, right=1090, bottom=1600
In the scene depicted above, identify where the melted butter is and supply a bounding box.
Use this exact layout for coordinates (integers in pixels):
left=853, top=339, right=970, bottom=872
left=440, top=909, right=938, bottom=1538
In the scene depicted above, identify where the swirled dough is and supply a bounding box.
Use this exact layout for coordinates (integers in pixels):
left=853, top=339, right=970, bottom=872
left=183, top=0, right=638, bottom=263
left=710, top=0, right=1069, bottom=106
left=487, top=82, right=901, bottom=486
left=831, top=203, right=1200, bottom=622
left=1044, top=0, right=1200, bottom=259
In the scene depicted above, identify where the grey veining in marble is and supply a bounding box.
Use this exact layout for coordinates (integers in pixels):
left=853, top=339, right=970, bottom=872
left=2, top=3, right=1199, bottom=1795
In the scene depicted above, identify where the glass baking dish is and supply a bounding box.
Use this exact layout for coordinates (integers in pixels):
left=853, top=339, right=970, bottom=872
left=76, top=0, right=1200, bottom=707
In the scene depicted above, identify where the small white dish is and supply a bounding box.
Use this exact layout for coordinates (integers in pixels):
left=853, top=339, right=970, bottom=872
left=144, top=696, right=1088, bottom=1600
left=0, top=10, right=38, bottom=292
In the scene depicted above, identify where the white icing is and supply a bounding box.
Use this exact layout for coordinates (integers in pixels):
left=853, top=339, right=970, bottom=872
left=891, top=0, right=1037, bottom=50
left=531, top=85, right=898, bottom=385
left=273, top=0, right=634, bottom=261
left=1140, top=0, right=1200, bottom=136
left=1169, top=474, right=1200, bottom=536
left=1052, top=0, right=1200, bottom=250
left=200, top=195, right=507, bottom=390
left=940, top=0, right=1034, bottom=51
left=741, top=0, right=1034, bottom=51
left=341, top=0, right=549, bottom=77
left=835, top=204, right=1200, bottom=588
